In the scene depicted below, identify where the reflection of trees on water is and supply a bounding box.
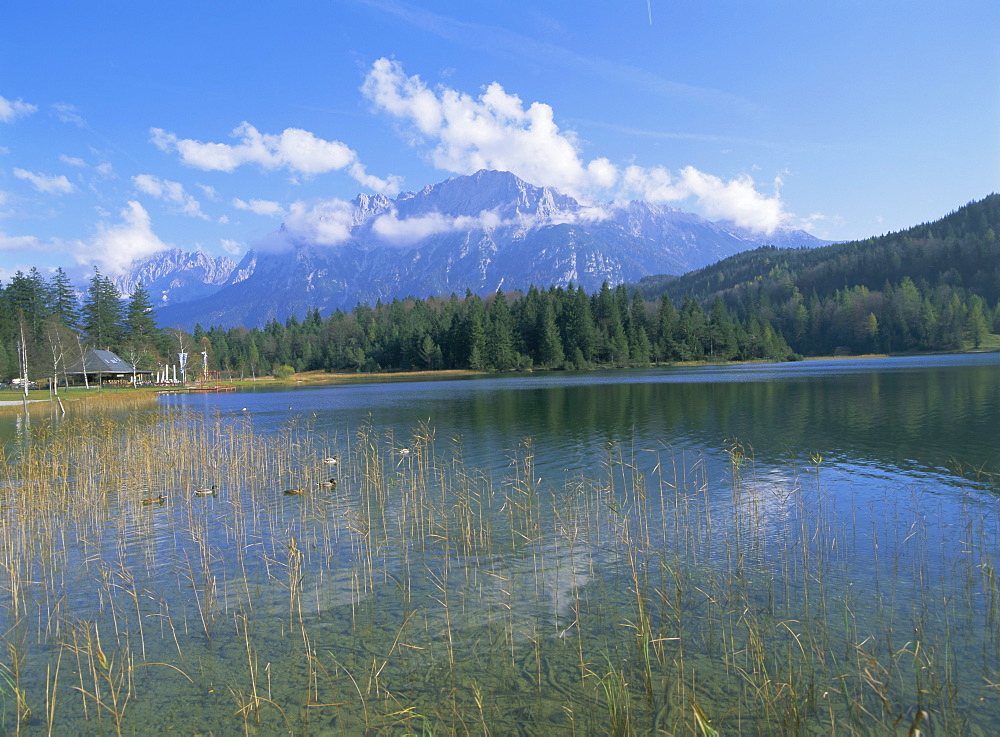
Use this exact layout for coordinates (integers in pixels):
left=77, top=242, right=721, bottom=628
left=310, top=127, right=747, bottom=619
left=457, top=362, right=1000, bottom=479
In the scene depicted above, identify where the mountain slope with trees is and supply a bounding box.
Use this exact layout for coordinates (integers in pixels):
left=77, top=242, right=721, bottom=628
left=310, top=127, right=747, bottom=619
left=633, top=194, right=1000, bottom=355
left=2, top=195, right=997, bottom=385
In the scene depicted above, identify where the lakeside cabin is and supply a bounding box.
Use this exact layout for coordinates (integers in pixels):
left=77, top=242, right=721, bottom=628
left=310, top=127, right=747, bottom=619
left=64, top=349, right=153, bottom=387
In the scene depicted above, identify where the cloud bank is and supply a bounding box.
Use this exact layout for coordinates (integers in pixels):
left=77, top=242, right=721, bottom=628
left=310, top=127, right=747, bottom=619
left=84, top=201, right=170, bottom=274
left=233, top=197, right=285, bottom=217
left=372, top=208, right=506, bottom=246
left=14, top=168, right=75, bottom=195
left=133, top=174, right=208, bottom=219
left=282, top=198, right=356, bottom=247
left=150, top=122, right=402, bottom=195
left=362, top=58, right=788, bottom=233
left=0, top=95, right=37, bottom=122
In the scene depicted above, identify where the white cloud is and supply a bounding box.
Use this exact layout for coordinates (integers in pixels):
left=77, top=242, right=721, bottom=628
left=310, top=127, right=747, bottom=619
left=59, top=154, right=87, bottom=167
left=83, top=201, right=170, bottom=274
left=133, top=174, right=209, bottom=219
left=220, top=238, right=244, bottom=255
left=150, top=122, right=402, bottom=195
left=13, top=168, right=75, bottom=195
left=52, top=102, right=85, bottom=126
left=372, top=208, right=505, bottom=246
left=622, top=165, right=785, bottom=232
left=283, top=198, right=355, bottom=246
left=370, top=202, right=612, bottom=247
left=363, top=58, right=790, bottom=232
left=362, top=58, right=594, bottom=200
left=0, top=95, right=37, bottom=122
left=232, top=197, right=285, bottom=217
left=0, top=232, right=44, bottom=252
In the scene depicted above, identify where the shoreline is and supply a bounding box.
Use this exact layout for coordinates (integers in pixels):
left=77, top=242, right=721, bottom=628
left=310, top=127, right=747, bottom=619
left=1, top=349, right=994, bottom=411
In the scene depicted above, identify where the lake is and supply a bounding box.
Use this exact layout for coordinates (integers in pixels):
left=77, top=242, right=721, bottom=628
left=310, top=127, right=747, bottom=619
left=1, top=354, right=998, bottom=733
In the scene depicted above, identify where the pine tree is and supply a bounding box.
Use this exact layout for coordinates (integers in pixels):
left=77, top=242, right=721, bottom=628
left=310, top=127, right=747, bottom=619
left=125, top=282, right=158, bottom=349
left=538, top=299, right=564, bottom=368
left=707, top=297, right=737, bottom=360
left=6, top=269, right=49, bottom=338
left=462, top=292, right=488, bottom=370
left=82, top=268, right=125, bottom=349
left=562, top=285, right=596, bottom=365
left=487, top=290, right=518, bottom=370
left=655, top=295, right=679, bottom=362
left=966, top=297, right=989, bottom=348
left=48, top=267, right=80, bottom=331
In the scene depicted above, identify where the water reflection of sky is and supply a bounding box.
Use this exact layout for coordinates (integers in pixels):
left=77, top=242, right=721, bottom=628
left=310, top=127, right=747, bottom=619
left=159, top=353, right=1000, bottom=495
left=3, top=355, right=999, bottom=731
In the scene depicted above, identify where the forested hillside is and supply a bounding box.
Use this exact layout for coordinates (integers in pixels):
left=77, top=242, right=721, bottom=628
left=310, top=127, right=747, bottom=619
left=636, top=194, right=1000, bottom=355
left=1, top=266, right=794, bottom=382
left=3, top=196, right=998, bottom=383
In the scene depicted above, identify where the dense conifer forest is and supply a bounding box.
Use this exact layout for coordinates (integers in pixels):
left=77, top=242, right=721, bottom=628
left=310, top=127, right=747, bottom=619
left=1, top=195, right=998, bottom=382
left=636, top=194, right=1000, bottom=355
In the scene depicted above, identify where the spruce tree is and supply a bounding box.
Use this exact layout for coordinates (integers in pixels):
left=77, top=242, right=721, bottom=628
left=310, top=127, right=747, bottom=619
left=538, top=299, right=564, bottom=368
left=462, top=292, right=488, bottom=370
left=487, top=290, right=517, bottom=370
left=125, top=282, right=158, bottom=348
left=82, top=268, right=125, bottom=349
left=48, top=267, right=80, bottom=331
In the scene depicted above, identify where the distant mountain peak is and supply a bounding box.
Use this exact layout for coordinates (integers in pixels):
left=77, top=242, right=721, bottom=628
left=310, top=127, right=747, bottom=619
left=152, top=169, right=828, bottom=329
left=114, top=248, right=237, bottom=305
left=391, top=169, right=579, bottom=222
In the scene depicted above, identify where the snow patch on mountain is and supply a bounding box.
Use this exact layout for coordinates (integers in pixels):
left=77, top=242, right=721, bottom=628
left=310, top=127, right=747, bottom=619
left=149, top=169, right=827, bottom=329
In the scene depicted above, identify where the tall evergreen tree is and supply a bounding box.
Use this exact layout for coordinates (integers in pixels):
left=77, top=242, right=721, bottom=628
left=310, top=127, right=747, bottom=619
left=655, top=295, right=679, bottom=362
left=487, top=290, right=518, bottom=370
left=47, top=267, right=80, bottom=331
left=537, top=299, right=565, bottom=368
left=6, top=268, right=49, bottom=338
left=124, top=282, right=158, bottom=349
left=82, top=268, right=125, bottom=349
left=707, top=297, right=737, bottom=360
left=556, top=285, right=593, bottom=367
left=462, top=292, right=488, bottom=370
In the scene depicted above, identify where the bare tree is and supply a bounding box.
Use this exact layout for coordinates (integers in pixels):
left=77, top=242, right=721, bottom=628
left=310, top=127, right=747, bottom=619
left=173, top=327, right=191, bottom=383
left=17, top=319, right=30, bottom=410
left=44, top=316, right=74, bottom=395
left=74, top=334, right=90, bottom=389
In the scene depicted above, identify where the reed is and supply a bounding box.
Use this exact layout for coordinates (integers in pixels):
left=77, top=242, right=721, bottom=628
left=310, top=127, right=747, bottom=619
left=0, top=404, right=997, bottom=732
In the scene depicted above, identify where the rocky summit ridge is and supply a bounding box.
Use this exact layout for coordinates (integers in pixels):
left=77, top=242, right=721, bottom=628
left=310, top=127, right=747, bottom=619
left=138, top=170, right=824, bottom=329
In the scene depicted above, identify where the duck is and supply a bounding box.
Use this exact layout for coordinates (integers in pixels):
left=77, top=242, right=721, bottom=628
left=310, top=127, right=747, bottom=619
left=322, top=456, right=339, bottom=466
left=283, top=487, right=306, bottom=496
left=398, top=447, right=411, bottom=456
left=316, top=477, right=337, bottom=488
left=140, top=494, right=167, bottom=505
left=193, top=484, right=218, bottom=496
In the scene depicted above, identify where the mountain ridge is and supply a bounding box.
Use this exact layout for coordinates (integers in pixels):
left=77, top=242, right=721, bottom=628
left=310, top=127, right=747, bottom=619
left=141, top=170, right=826, bottom=329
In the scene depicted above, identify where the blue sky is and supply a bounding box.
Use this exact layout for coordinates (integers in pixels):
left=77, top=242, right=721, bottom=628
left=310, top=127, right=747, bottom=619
left=1, top=1, right=997, bottom=280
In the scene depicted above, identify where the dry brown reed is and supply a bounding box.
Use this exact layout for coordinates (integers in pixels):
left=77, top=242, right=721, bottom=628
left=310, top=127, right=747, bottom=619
left=0, top=404, right=996, bottom=733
